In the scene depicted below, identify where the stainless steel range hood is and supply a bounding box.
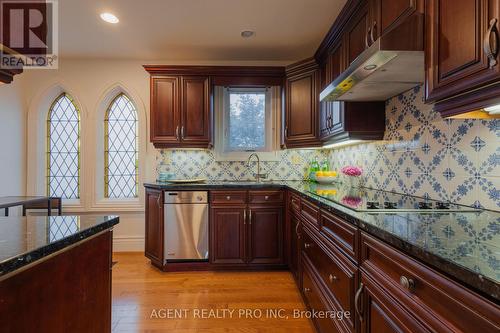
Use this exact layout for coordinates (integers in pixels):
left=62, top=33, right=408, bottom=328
left=320, top=14, right=424, bottom=102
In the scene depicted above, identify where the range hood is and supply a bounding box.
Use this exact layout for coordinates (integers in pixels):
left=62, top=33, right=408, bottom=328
left=320, top=14, right=424, bottom=102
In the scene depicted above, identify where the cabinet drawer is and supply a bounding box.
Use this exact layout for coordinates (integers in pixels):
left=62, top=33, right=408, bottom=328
left=210, top=191, right=247, bottom=205
left=289, top=193, right=301, bottom=215
left=320, top=210, right=358, bottom=263
left=301, top=199, right=320, bottom=228
left=302, top=228, right=356, bottom=331
left=248, top=190, right=284, bottom=205
left=361, top=232, right=500, bottom=333
left=302, top=263, right=341, bottom=333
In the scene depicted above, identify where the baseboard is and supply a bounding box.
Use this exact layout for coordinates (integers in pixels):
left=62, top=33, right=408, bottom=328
left=113, top=236, right=144, bottom=252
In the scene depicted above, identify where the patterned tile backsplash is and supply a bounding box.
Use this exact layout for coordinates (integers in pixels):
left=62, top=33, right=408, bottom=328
left=156, top=85, right=499, bottom=211
left=326, top=85, right=499, bottom=212
left=156, top=149, right=325, bottom=182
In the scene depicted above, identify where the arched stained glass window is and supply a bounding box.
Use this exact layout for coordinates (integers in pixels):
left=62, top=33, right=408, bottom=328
left=105, top=93, right=138, bottom=198
left=47, top=93, right=80, bottom=199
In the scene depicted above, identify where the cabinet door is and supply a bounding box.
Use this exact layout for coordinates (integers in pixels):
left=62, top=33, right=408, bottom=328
left=180, top=76, right=211, bottom=146
left=210, top=208, right=246, bottom=264
left=150, top=77, right=180, bottom=145
left=358, top=275, right=431, bottom=333
left=290, top=214, right=301, bottom=281
left=345, top=3, right=370, bottom=65
left=285, top=69, right=321, bottom=147
left=426, top=0, right=500, bottom=102
left=247, top=207, right=283, bottom=264
left=302, top=266, right=341, bottom=333
left=320, top=42, right=346, bottom=142
left=145, top=188, right=164, bottom=266
left=370, top=0, right=419, bottom=41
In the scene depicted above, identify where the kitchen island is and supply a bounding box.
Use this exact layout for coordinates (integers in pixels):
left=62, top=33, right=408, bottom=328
left=0, top=215, right=119, bottom=333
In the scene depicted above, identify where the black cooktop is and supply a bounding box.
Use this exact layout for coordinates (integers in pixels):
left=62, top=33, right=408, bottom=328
left=306, top=183, right=479, bottom=213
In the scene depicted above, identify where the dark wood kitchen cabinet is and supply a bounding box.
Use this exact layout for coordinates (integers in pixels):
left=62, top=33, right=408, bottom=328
left=344, top=2, right=370, bottom=65
left=149, top=75, right=211, bottom=148
left=145, top=188, right=164, bottom=267
left=247, top=207, right=283, bottom=264
left=369, top=0, right=422, bottom=42
left=357, top=274, right=430, bottom=333
left=210, top=207, right=247, bottom=264
left=358, top=232, right=500, bottom=333
left=426, top=0, right=500, bottom=116
left=284, top=58, right=322, bottom=148
left=210, top=190, right=285, bottom=267
left=289, top=213, right=301, bottom=283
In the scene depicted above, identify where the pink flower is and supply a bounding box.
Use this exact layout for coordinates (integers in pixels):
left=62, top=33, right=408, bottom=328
left=341, top=166, right=363, bottom=177
left=341, top=196, right=363, bottom=207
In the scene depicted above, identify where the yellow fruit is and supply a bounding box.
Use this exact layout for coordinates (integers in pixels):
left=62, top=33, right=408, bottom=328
left=316, top=171, right=325, bottom=177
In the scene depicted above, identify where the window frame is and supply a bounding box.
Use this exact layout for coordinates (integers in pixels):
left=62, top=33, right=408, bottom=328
left=104, top=93, right=139, bottom=199
left=46, top=92, right=81, bottom=200
left=214, top=86, right=280, bottom=161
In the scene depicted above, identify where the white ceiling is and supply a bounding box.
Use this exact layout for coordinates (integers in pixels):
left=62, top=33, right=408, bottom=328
left=59, top=0, right=347, bottom=62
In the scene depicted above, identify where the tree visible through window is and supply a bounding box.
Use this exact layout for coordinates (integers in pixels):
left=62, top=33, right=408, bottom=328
left=226, top=89, right=267, bottom=151
left=105, top=94, right=138, bottom=198
left=47, top=93, right=80, bottom=199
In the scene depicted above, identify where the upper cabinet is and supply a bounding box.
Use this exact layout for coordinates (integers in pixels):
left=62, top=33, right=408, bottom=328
left=425, top=0, right=500, bottom=116
left=284, top=58, right=322, bottom=148
left=344, top=2, right=370, bottom=66
left=149, top=75, right=210, bottom=148
left=369, top=0, right=422, bottom=43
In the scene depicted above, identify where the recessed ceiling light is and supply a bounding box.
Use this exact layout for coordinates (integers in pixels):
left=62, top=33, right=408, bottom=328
left=100, top=12, right=119, bottom=24
left=241, top=30, right=255, bottom=38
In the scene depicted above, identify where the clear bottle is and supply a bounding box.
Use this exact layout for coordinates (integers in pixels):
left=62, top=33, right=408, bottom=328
left=320, top=159, right=329, bottom=171
left=310, top=158, right=320, bottom=172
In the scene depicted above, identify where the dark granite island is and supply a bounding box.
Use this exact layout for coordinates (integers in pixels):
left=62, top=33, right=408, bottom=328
left=0, top=215, right=119, bottom=333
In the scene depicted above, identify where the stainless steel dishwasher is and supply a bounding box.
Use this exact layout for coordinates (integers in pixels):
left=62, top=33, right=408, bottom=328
left=164, top=191, right=209, bottom=263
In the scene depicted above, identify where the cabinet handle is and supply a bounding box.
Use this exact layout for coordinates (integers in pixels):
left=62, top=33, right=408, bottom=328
left=295, top=219, right=301, bottom=239
left=370, top=21, right=377, bottom=44
left=304, top=243, right=312, bottom=249
left=484, top=18, right=499, bottom=68
left=365, top=26, right=371, bottom=48
left=328, top=274, right=338, bottom=283
left=244, top=209, right=246, bottom=225
left=249, top=209, right=252, bottom=225
left=226, top=196, right=231, bottom=200
left=181, top=126, right=185, bottom=139
left=264, top=195, right=269, bottom=200
left=284, top=126, right=288, bottom=138
left=400, top=275, right=416, bottom=292
left=354, top=283, right=364, bottom=322
left=175, top=126, right=180, bottom=141
left=156, top=194, right=161, bottom=207
left=303, top=287, right=311, bottom=293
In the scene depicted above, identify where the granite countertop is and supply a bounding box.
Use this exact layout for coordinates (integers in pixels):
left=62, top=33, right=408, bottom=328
left=145, top=180, right=500, bottom=301
left=0, top=215, right=119, bottom=277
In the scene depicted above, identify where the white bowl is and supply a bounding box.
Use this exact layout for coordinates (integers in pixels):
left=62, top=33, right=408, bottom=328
left=316, top=176, right=337, bottom=184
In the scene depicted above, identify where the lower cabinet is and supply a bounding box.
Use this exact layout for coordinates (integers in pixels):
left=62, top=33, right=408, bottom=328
left=289, top=195, right=500, bottom=333
left=302, top=262, right=341, bottom=333
left=210, top=207, right=247, bottom=264
left=145, top=188, right=164, bottom=267
left=289, top=213, right=302, bottom=283
left=210, top=190, right=285, bottom=267
left=356, top=274, right=430, bottom=333
left=247, top=207, right=283, bottom=264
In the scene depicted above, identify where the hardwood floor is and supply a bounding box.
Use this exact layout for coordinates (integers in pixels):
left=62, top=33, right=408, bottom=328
left=112, top=253, right=315, bottom=332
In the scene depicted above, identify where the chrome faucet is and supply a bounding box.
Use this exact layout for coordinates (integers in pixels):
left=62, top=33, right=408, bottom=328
left=247, top=153, right=266, bottom=182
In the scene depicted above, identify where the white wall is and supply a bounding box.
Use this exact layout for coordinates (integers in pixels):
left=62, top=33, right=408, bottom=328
left=0, top=79, right=26, bottom=201
left=19, top=58, right=287, bottom=251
